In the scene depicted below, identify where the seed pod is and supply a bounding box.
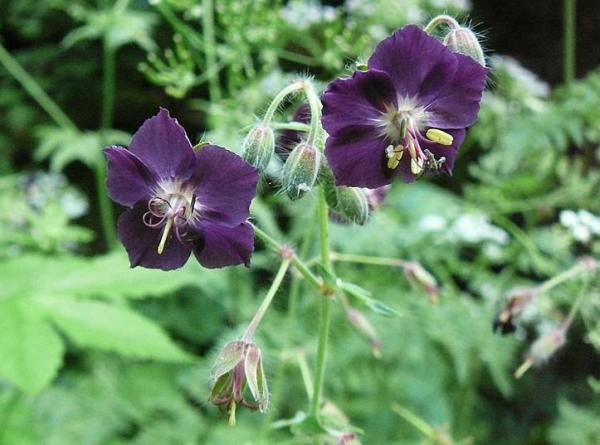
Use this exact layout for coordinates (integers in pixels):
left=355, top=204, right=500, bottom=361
left=281, top=142, right=321, bottom=200
left=444, top=27, right=486, bottom=66
left=242, top=124, right=275, bottom=171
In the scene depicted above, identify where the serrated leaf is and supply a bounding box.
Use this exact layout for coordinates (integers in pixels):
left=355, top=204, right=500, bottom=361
left=36, top=297, right=192, bottom=363
left=0, top=298, right=64, bottom=394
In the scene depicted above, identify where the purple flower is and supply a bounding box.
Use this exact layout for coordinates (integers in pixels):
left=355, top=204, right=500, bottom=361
left=105, top=108, right=259, bottom=270
left=322, top=25, right=487, bottom=188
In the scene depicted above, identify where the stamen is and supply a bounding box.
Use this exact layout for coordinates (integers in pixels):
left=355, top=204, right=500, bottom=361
left=385, top=145, right=404, bottom=170
left=157, top=216, right=174, bottom=255
left=425, top=129, right=453, bottom=146
left=398, top=117, right=408, bottom=139
left=410, top=157, right=424, bottom=175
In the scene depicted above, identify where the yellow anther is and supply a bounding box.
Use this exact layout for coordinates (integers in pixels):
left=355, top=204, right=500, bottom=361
left=157, top=217, right=174, bottom=255
left=425, top=128, right=453, bottom=146
left=410, top=157, right=424, bottom=175
left=399, top=117, right=408, bottom=138
left=386, top=145, right=404, bottom=170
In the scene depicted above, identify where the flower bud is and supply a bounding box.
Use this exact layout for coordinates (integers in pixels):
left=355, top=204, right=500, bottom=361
left=281, top=142, right=321, bottom=200
left=443, top=27, right=486, bottom=66
left=515, top=326, right=567, bottom=378
left=346, top=307, right=382, bottom=358
left=403, top=262, right=439, bottom=302
left=332, top=187, right=370, bottom=226
left=209, top=340, right=269, bottom=424
left=242, top=124, right=275, bottom=171
left=493, top=287, right=537, bottom=335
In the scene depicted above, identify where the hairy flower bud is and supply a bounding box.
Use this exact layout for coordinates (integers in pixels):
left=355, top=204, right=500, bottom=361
left=443, top=27, right=486, bottom=66
left=515, top=326, right=567, bottom=378
left=493, top=287, right=537, bottom=335
left=332, top=187, right=370, bottom=225
left=281, top=142, right=321, bottom=200
left=242, top=124, right=275, bottom=171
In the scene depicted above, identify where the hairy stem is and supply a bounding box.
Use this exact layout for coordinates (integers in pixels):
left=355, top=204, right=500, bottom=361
left=563, top=0, right=576, bottom=84
left=202, top=0, right=221, bottom=101
left=243, top=259, right=291, bottom=340
left=262, top=81, right=305, bottom=125
left=310, top=188, right=333, bottom=417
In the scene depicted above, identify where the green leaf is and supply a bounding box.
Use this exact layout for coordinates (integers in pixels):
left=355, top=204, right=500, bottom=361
left=36, top=297, right=192, bottom=363
left=0, top=298, right=64, bottom=394
left=338, top=280, right=401, bottom=317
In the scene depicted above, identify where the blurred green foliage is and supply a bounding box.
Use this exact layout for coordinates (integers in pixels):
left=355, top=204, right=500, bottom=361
left=1, top=0, right=599, bottom=444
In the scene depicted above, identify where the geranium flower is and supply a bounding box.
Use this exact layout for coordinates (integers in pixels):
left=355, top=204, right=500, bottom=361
left=322, top=25, right=487, bottom=188
left=105, top=108, right=259, bottom=270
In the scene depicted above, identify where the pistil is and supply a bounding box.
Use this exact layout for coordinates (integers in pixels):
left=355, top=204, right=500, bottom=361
left=157, top=216, right=174, bottom=254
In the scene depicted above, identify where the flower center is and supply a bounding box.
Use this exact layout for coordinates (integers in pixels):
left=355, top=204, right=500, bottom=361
left=142, top=181, right=198, bottom=254
left=379, top=100, right=454, bottom=176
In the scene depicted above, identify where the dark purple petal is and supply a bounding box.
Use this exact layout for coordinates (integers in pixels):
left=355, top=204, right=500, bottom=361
left=425, top=54, right=488, bottom=129
left=192, top=221, right=254, bottom=269
left=128, top=108, right=196, bottom=179
left=322, top=69, right=397, bottom=136
left=325, top=127, right=392, bottom=188
left=368, top=25, right=458, bottom=104
left=192, top=146, right=259, bottom=227
left=419, top=128, right=466, bottom=175
left=118, top=201, right=191, bottom=270
left=277, top=104, right=311, bottom=158
left=104, top=147, right=159, bottom=207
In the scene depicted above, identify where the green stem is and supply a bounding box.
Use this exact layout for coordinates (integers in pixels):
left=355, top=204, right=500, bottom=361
left=424, top=14, right=460, bottom=34
left=310, top=188, right=333, bottom=417
left=302, top=82, right=323, bottom=146
left=563, top=0, right=576, bottom=84
left=251, top=223, right=322, bottom=290
left=391, top=403, right=436, bottom=440
left=262, top=81, right=305, bottom=125
left=242, top=259, right=291, bottom=340
left=331, top=252, right=409, bottom=268
left=202, top=0, right=221, bottom=101
left=98, top=37, right=118, bottom=248
left=536, top=261, right=587, bottom=294
left=0, top=43, right=76, bottom=130
left=297, top=351, right=315, bottom=400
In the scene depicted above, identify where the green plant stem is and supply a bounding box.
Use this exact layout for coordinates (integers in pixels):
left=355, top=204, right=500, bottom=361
left=0, top=43, right=76, bottom=131
left=243, top=259, right=291, bottom=340
left=302, top=82, right=322, bottom=146
left=330, top=252, right=409, bottom=268
left=262, top=81, right=305, bottom=125
left=309, top=189, right=333, bottom=417
left=391, top=403, right=436, bottom=439
left=202, top=0, right=221, bottom=101
left=98, top=37, right=118, bottom=248
left=536, top=261, right=587, bottom=294
left=251, top=223, right=322, bottom=290
left=563, top=0, right=576, bottom=84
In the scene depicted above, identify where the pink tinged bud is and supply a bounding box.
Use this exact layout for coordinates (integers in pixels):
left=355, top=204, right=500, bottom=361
left=443, top=27, right=486, bottom=66
left=346, top=308, right=382, bottom=358
left=494, top=287, right=537, bottom=335
left=242, top=125, right=275, bottom=171
left=244, top=343, right=269, bottom=413
left=515, top=327, right=567, bottom=378
left=403, top=262, right=439, bottom=302
left=281, top=142, right=321, bottom=200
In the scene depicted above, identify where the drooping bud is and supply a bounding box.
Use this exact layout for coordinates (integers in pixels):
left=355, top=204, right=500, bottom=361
left=443, top=27, right=486, bottom=66
left=332, top=187, right=370, bottom=226
left=403, top=262, right=439, bottom=303
left=242, top=124, right=275, bottom=171
left=346, top=307, right=382, bottom=358
left=515, top=326, right=567, bottom=378
left=281, top=142, right=321, bottom=200
left=209, top=340, right=269, bottom=424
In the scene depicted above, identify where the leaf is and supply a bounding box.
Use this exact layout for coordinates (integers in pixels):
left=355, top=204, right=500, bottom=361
left=36, top=297, right=192, bottom=363
left=338, top=280, right=401, bottom=317
left=0, top=298, right=64, bottom=394
left=0, top=251, right=223, bottom=301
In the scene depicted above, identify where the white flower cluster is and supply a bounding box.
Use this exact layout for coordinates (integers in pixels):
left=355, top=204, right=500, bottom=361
left=560, top=209, right=600, bottom=243
left=281, top=0, right=337, bottom=30
left=420, top=213, right=509, bottom=246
